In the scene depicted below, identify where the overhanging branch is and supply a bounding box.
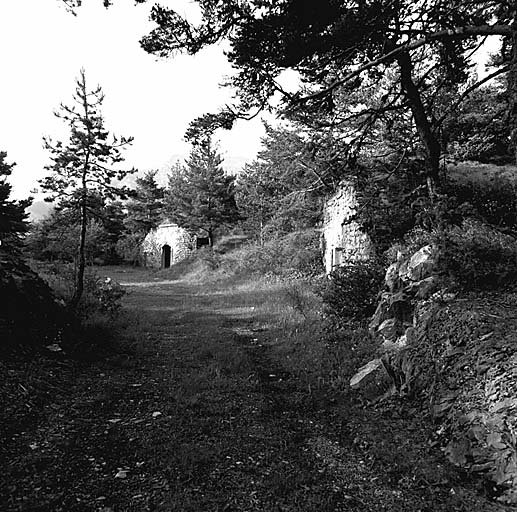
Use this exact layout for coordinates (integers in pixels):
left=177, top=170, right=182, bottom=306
left=297, top=24, right=513, bottom=105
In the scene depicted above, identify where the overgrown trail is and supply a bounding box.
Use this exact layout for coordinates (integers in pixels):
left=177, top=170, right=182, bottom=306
left=1, top=268, right=509, bottom=511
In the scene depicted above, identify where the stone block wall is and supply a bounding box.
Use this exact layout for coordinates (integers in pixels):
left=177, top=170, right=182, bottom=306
left=141, top=222, right=196, bottom=268
left=322, top=181, right=374, bottom=273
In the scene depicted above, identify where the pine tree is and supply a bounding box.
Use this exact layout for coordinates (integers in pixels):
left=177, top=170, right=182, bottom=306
left=165, top=139, right=238, bottom=246
left=40, top=69, right=134, bottom=309
left=124, top=171, right=164, bottom=236
left=0, top=151, right=31, bottom=253
left=116, top=171, right=164, bottom=264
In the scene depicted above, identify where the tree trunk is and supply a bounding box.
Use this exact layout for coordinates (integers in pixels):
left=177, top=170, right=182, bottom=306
left=510, top=14, right=517, bottom=164
left=396, top=50, right=442, bottom=197
left=208, top=228, right=213, bottom=248
left=70, top=190, right=87, bottom=311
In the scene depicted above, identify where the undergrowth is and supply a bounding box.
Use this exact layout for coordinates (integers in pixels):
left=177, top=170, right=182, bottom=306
left=30, top=261, right=127, bottom=359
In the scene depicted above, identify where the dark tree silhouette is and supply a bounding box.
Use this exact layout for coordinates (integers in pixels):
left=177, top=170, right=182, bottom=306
left=0, top=152, right=31, bottom=254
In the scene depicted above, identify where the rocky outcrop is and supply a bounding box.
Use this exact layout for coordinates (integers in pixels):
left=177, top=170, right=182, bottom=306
left=0, top=250, right=64, bottom=347
left=351, top=244, right=517, bottom=504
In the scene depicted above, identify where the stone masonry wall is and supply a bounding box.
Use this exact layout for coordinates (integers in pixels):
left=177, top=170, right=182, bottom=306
left=322, top=181, right=374, bottom=274
left=141, top=223, right=196, bottom=268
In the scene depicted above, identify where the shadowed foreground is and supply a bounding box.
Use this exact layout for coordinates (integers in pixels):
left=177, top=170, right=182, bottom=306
left=0, top=268, right=509, bottom=511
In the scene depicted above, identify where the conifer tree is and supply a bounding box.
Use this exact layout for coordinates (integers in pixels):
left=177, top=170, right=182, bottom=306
left=0, top=151, right=31, bottom=253
left=40, top=69, right=134, bottom=310
left=165, top=139, right=238, bottom=246
left=124, top=170, right=164, bottom=236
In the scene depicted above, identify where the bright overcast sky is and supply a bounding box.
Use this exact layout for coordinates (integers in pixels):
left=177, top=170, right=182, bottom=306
left=0, top=0, right=265, bottom=199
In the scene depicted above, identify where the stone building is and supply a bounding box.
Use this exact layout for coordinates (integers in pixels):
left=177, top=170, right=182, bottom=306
left=322, top=181, right=374, bottom=274
left=141, top=222, right=199, bottom=269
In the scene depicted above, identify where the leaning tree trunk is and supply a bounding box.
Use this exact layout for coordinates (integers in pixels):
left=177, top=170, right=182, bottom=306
left=397, top=50, right=442, bottom=198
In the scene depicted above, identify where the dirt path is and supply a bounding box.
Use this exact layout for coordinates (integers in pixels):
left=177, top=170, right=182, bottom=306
left=1, top=268, right=509, bottom=511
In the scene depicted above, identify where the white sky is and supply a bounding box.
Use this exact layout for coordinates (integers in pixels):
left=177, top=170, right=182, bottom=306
left=0, top=0, right=265, bottom=199
left=0, top=1, right=502, bottom=202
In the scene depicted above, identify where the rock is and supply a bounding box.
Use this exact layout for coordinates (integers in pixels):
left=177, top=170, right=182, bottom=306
left=377, top=318, right=402, bottom=341
left=0, top=249, right=65, bottom=345
left=369, top=293, right=391, bottom=331
left=385, top=262, right=401, bottom=292
left=408, top=275, right=440, bottom=299
left=387, top=291, right=413, bottom=323
left=381, top=333, right=407, bottom=353
left=404, top=326, right=417, bottom=345
left=407, top=245, right=435, bottom=281
left=398, top=258, right=409, bottom=280
left=350, top=358, right=384, bottom=390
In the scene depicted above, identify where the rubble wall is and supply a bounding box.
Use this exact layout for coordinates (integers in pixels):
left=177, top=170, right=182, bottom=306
left=322, top=182, right=374, bottom=273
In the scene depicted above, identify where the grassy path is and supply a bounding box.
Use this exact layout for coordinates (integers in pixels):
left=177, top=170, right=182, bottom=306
left=1, top=268, right=509, bottom=511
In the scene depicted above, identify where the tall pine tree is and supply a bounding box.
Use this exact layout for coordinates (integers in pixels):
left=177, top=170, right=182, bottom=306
left=40, top=69, right=134, bottom=309
left=165, top=139, right=238, bottom=247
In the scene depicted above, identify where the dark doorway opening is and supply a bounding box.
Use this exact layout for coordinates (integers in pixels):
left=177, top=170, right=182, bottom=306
left=196, top=237, right=210, bottom=249
left=162, top=244, right=171, bottom=268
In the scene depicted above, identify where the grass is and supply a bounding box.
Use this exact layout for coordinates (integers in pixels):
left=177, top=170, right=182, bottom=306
left=1, top=263, right=508, bottom=511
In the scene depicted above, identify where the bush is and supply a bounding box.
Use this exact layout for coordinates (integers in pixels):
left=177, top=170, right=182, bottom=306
left=214, top=229, right=323, bottom=279
left=446, top=175, right=517, bottom=230
left=322, top=261, right=384, bottom=324
left=436, top=219, right=517, bottom=290
left=35, top=263, right=126, bottom=317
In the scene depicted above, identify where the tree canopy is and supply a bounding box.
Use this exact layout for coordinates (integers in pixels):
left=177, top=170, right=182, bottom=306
left=165, top=139, right=239, bottom=246
left=139, top=0, right=517, bottom=187
left=0, top=152, right=31, bottom=253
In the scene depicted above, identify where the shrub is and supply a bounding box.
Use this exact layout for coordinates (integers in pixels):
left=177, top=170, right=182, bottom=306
left=322, top=261, right=384, bottom=324
left=216, top=228, right=323, bottom=279
left=436, top=219, right=517, bottom=290
left=34, top=263, right=126, bottom=317
left=446, top=175, right=517, bottom=230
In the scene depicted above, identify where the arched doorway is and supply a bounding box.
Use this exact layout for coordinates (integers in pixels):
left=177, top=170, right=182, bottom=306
left=162, top=244, right=172, bottom=268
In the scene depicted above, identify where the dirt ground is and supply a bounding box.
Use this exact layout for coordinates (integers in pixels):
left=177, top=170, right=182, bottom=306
left=0, top=267, right=511, bottom=511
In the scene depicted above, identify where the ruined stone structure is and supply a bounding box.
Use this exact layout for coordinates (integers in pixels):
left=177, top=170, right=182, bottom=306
left=322, top=181, right=374, bottom=274
left=141, top=222, right=197, bottom=269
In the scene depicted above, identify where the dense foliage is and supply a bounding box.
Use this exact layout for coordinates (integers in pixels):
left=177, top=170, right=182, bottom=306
left=165, top=138, right=239, bottom=246
left=140, top=0, right=516, bottom=184
left=0, top=152, right=31, bottom=254
left=236, top=124, right=326, bottom=241
left=323, top=262, right=385, bottom=324
left=116, top=171, right=164, bottom=264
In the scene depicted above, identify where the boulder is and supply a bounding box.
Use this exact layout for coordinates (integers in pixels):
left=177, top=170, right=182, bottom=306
left=350, top=358, right=384, bottom=390
left=407, top=245, right=436, bottom=281
left=369, top=293, right=391, bottom=332
left=387, top=291, right=413, bottom=323
left=381, top=333, right=407, bottom=353
left=377, top=318, right=403, bottom=341
left=408, top=275, right=440, bottom=299
left=0, top=250, right=65, bottom=346
left=385, top=262, right=401, bottom=292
